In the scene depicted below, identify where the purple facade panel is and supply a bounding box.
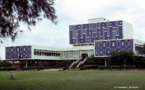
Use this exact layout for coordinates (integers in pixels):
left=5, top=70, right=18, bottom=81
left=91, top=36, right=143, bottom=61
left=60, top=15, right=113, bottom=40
left=83, top=34, right=86, bottom=43
left=6, top=46, right=31, bottom=59
left=78, top=30, right=81, bottom=43
left=94, top=39, right=134, bottom=57
left=70, top=21, right=123, bottom=44
left=69, top=31, right=73, bottom=44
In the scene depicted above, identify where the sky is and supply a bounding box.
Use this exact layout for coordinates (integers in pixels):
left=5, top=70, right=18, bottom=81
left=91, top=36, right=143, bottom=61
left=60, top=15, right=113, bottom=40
left=1, top=0, right=145, bottom=59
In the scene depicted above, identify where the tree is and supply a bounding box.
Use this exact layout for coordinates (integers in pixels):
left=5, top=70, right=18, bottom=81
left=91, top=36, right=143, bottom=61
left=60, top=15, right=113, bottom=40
left=0, top=0, right=57, bottom=42
left=135, top=44, right=145, bottom=55
left=108, top=50, right=134, bottom=69
left=134, top=56, right=145, bottom=68
left=0, top=61, right=11, bottom=67
left=85, top=55, right=104, bottom=65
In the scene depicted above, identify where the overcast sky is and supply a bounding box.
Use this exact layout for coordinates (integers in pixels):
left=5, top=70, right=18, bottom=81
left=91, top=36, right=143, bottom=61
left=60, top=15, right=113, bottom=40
left=1, top=0, right=145, bottom=59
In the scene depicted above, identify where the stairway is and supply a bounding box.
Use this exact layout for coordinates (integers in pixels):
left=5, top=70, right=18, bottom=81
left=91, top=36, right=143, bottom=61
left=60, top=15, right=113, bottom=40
left=69, top=54, right=88, bottom=68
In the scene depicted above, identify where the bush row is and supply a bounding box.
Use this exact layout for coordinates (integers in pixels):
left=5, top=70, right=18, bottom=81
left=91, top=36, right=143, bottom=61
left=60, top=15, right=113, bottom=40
left=23, top=66, right=44, bottom=70
left=80, top=65, right=136, bottom=70
left=0, top=67, right=17, bottom=71
left=80, top=65, right=98, bottom=70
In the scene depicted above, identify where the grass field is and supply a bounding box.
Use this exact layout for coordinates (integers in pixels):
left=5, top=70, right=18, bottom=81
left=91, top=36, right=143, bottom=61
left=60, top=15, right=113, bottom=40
left=0, top=70, right=145, bottom=90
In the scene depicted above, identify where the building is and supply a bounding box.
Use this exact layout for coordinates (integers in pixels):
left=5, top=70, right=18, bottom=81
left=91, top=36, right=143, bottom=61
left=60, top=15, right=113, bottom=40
left=5, top=18, right=143, bottom=68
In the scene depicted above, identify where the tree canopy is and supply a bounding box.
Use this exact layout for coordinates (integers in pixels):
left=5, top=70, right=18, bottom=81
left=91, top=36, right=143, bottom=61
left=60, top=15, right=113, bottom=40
left=109, top=50, right=134, bottom=66
left=135, top=44, right=145, bottom=55
left=0, top=0, right=57, bottom=42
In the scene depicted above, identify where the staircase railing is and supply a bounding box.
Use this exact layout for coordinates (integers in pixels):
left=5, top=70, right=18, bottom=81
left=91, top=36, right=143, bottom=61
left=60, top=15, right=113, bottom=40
left=69, top=56, right=82, bottom=68
left=76, top=57, right=88, bottom=68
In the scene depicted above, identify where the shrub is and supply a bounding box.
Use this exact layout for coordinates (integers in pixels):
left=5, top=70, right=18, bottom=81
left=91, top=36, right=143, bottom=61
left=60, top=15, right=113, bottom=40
left=124, top=65, right=136, bottom=69
left=110, top=65, right=121, bottom=69
left=80, top=65, right=98, bottom=70
left=37, top=67, right=44, bottom=71
left=23, top=66, right=37, bottom=70
left=0, top=67, right=17, bottom=71
left=98, top=65, right=109, bottom=70
left=23, top=66, right=44, bottom=71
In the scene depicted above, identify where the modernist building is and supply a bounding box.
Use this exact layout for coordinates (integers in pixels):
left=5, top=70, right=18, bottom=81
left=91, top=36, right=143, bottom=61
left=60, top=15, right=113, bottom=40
left=5, top=18, right=143, bottom=68
left=69, top=19, right=133, bottom=45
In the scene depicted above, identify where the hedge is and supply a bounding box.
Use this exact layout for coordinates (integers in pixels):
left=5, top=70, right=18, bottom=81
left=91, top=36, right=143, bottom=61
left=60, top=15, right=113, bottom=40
left=0, top=67, right=17, bottom=71
left=23, top=66, right=44, bottom=70
left=98, top=65, right=110, bottom=70
left=80, top=65, right=98, bottom=70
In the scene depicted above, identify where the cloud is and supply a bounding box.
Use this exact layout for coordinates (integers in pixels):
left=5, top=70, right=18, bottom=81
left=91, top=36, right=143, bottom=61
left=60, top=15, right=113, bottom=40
left=1, top=0, right=145, bottom=59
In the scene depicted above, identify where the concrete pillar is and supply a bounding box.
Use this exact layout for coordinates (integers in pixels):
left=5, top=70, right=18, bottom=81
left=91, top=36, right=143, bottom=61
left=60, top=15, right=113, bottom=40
left=105, top=59, right=107, bottom=66
left=25, top=61, right=28, bottom=67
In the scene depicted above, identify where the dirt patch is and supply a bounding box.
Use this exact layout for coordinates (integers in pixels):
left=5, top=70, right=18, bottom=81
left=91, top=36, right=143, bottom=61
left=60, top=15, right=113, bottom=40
left=40, top=69, right=61, bottom=71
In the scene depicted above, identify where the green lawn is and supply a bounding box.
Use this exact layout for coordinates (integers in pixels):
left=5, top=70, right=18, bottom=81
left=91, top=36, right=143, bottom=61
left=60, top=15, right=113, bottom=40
left=0, top=70, right=145, bottom=90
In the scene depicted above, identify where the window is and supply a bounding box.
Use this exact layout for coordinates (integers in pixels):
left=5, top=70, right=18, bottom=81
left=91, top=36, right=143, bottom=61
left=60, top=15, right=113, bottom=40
left=97, top=23, right=99, bottom=27
left=75, top=31, right=78, bottom=34
left=104, top=28, right=107, bottom=32
left=119, top=21, right=122, bottom=25
left=87, top=38, right=89, bottom=42
left=99, top=29, right=101, bottom=33
left=20, top=54, right=23, bottom=58
left=107, top=51, right=110, bottom=54
left=73, top=39, right=75, bottom=43
left=24, top=47, right=25, bottom=51
left=11, top=48, right=13, bottom=52
left=107, top=37, right=110, bottom=40
left=89, top=30, right=91, bottom=34
left=93, top=30, right=96, bottom=33
left=103, top=43, right=105, bottom=47
left=69, top=26, right=72, bottom=29
left=107, top=43, right=109, bottom=47
left=45, top=50, right=47, bottom=56
left=101, top=37, right=103, bottom=40
left=90, top=24, right=93, bottom=28
left=85, top=24, right=87, bottom=28
left=37, top=50, right=39, bottom=55
left=116, top=36, right=119, bottom=39
left=126, top=42, right=127, bottom=46
left=112, top=28, right=116, bottom=32
left=110, top=23, right=112, bottom=26
left=78, top=25, right=81, bottom=29
left=102, top=23, right=104, bottom=26
left=100, top=51, right=102, bottom=54
left=83, top=30, right=86, bottom=33
left=112, top=42, right=115, bottom=47
left=122, top=41, right=124, bottom=46
left=104, top=51, right=105, bottom=54
left=81, top=39, right=83, bottom=43
left=17, top=48, right=19, bottom=52
left=118, top=42, right=119, bottom=47
left=34, top=49, right=37, bottom=55
left=69, top=26, right=72, bottom=30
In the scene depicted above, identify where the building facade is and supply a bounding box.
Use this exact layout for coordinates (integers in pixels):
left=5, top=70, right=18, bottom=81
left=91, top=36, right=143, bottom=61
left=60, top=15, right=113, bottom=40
left=6, top=45, right=94, bottom=61
left=94, top=39, right=134, bottom=57
left=69, top=19, right=133, bottom=45
left=5, top=18, right=143, bottom=68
